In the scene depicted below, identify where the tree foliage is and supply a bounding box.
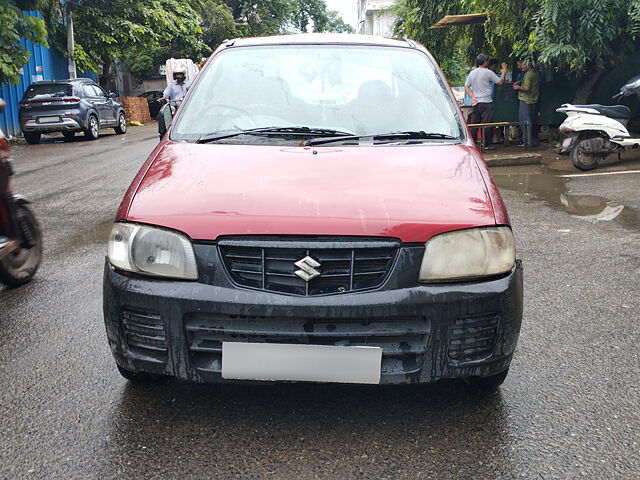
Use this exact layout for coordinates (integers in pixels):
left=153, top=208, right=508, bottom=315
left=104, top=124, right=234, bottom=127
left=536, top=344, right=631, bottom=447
left=2, top=0, right=353, bottom=84
left=0, top=0, right=48, bottom=84
left=394, top=0, right=640, bottom=99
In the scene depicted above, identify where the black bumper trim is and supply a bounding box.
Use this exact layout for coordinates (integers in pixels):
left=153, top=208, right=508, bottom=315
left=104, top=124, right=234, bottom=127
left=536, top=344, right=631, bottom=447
left=103, top=259, right=523, bottom=385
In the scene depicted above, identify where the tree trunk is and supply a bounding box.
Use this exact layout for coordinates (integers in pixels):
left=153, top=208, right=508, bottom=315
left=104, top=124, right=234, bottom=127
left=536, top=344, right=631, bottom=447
left=573, top=68, right=607, bottom=104
left=100, top=61, right=112, bottom=92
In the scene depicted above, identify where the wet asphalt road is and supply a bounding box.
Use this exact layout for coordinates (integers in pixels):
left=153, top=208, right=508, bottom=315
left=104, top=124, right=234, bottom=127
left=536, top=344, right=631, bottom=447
left=1, top=126, right=639, bottom=479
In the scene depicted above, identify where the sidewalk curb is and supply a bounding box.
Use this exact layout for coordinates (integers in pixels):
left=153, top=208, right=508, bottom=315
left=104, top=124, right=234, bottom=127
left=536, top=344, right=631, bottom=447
left=485, top=153, right=543, bottom=167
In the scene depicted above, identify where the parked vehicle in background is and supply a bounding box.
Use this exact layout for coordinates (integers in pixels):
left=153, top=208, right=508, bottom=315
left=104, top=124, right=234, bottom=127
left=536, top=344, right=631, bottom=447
left=19, top=78, right=127, bottom=144
left=106, top=34, right=523, bottom=391
left=138, top=90, right=163, bottom=119
left=558, top=74, right=640, bottom=170
left=0, top=100, right=42, bottom=287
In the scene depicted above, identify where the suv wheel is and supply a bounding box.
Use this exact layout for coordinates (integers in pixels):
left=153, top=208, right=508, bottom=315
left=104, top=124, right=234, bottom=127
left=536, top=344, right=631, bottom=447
left=84, top=115, right=99, bottom=140
left=62, top=131, right=75, bottom=141
left=114, top=112, right=127, bottom=134
left=24, top=132, right=41, bottom=145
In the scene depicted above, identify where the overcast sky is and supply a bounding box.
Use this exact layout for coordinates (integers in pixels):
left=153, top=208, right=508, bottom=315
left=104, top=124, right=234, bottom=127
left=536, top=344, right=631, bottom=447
left=325, top=0, right=358, bottom=30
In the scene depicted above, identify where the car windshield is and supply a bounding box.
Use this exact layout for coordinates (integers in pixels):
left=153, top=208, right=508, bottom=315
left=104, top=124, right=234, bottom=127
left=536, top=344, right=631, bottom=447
left=24, top=84, right=73, bottom=100
left=171, top=45, right=463, bottom=145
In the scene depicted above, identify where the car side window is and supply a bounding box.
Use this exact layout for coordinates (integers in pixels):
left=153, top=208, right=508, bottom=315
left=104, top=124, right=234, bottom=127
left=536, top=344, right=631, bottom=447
left=92, top=85, right=107, bottom=98
left=83, top=85, right=95, bottom=97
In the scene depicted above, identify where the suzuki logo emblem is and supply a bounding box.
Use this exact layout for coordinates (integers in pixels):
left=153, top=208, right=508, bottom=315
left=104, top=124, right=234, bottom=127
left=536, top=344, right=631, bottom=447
left=294, top=256, right=321, bottom=282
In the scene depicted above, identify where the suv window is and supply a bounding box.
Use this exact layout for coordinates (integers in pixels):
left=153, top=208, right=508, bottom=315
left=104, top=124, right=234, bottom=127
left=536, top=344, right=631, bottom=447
left=93, top=85, right=108, bottom=97
left=172, top=45, right=462, bottom=144
left=83, top=85, right=96, bottom=97
left=23, top=84, right=72, bottom=100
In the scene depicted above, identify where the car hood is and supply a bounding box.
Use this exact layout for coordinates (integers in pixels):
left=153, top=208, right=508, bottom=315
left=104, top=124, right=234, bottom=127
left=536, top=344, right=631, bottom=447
left=124, top=142, right=499, bottom=243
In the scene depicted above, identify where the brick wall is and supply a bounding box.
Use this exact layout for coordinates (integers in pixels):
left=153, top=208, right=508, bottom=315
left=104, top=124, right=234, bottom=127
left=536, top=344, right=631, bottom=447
left=116, top=97, right=152, bottom=124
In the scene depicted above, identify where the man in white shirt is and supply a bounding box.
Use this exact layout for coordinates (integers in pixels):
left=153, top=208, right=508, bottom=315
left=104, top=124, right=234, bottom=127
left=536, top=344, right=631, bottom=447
left=161, top=66, right=191, bottom=108
left=465, top=53, right=507, bottom=144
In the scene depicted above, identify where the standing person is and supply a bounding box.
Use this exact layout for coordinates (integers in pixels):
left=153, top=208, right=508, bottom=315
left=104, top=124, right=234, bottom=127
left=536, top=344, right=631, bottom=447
left=513, top=60, right=540, bottom=147
left=464, top=53, right=508, bottom=145
left=161, top=65, right=191, bottom=109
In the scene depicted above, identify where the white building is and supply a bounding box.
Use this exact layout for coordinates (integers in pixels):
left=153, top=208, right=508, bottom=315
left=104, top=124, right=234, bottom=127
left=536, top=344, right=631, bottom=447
left=358, top=0, right=396, bottom=37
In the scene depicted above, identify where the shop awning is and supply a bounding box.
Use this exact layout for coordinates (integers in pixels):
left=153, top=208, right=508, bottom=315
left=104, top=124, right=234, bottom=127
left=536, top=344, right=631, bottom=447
left=431, top=14, right=488, bottom=29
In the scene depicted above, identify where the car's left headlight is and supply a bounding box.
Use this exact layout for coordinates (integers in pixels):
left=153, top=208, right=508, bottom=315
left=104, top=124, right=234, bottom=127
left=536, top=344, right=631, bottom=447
left=419, top=226, right=515, bottom=283
left=107, top=222, right=198, bottom=280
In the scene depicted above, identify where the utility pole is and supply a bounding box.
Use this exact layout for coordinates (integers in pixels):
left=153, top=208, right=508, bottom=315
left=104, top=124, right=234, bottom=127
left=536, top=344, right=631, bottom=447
left=66, top=1, right=78, bottom=79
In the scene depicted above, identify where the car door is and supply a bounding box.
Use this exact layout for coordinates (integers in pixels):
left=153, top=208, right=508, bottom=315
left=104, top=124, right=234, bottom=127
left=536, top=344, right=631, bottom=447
left=82, top=84, right=103, bottom=124
left=92, top=85, right=115, bottom=124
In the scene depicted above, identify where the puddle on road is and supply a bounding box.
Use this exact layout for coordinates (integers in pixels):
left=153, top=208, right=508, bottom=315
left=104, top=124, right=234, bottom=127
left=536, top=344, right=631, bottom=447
left=492, top=165, right=640, bottom=230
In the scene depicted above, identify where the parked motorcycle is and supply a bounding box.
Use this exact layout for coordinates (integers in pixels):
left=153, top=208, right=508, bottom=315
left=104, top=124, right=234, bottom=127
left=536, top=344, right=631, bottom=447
left=0, top=99, right=42, bottom=287
left=557, top=75, right=640, bottom=171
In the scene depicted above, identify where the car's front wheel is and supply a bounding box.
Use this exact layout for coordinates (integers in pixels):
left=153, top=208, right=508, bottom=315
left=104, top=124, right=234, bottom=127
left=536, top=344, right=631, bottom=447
left=23, top=132, right=41, bottom=145
left=84, top=114, right=100, bottom=140
left=114, top=112, right=127, bottom=134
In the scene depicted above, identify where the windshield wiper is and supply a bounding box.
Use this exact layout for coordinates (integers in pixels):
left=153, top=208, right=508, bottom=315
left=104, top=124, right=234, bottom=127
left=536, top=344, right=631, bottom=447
left=304, top=131, right=458, bottom=146
left=196, top=126, right=355, bottom=144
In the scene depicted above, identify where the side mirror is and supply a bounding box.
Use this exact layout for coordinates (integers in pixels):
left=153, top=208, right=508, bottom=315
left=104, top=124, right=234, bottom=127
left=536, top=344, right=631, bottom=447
left=109, top=92, right=117, bottom=99
left=158, top=103, right=173, bottom=138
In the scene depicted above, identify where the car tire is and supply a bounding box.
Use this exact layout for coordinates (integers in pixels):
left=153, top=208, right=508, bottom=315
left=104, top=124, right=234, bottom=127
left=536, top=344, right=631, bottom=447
left=62, top=131, right=75, bottom=141
left=117, top=365, right=163, bottom=383
left=0, top=205, right=43, bottom=288
left=84, top=114, right=100, bottom=140
left=464, top=368, right=509, bottom=392
left=24, top=132, right=41, bottom=145
left=114, top=112, right=127, bottom=134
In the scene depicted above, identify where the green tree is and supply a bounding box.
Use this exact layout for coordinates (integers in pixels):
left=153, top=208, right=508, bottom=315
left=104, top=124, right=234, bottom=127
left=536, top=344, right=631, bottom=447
left=45, top=0, right=207, bottom=87
left=0, top=1, right=48, bottom=84
left=224, top=0, right=353, bottom=35
left=529, top=0, right=640, bottom=102
left=394, top=0, right=640, bottom=101
left=199, top=0, right=239, bottom=50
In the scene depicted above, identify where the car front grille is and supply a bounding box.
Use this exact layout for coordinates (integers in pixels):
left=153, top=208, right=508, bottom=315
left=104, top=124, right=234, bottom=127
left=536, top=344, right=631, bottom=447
left=184, top=313, right=429, bottom=376
left=218, top=238, right=399, bottom=296
left=448, top=313, right=499, bottom=363
left=122, top=309, right=167, bottom=359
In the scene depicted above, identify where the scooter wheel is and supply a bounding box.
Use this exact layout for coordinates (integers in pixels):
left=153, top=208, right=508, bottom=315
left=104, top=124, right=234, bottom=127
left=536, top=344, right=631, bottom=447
left=0, top=205, right=43, bottom=288
left=570, top=138, right=603, bottom=171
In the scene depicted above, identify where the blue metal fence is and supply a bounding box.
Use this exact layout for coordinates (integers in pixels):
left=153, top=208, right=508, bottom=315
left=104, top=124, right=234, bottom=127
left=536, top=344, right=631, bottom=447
left=0, top=10, right=96, bottom=137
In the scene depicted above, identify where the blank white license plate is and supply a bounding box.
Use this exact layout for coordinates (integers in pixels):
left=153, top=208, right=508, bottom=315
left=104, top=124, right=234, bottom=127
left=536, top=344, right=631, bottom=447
left=38, top=116, right=60, bottom=124
left=222, top=342, right=382, bottom=384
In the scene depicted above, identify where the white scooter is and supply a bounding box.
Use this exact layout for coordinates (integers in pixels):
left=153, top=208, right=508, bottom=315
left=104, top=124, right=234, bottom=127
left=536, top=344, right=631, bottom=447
left=557, top=75, right=640, bottom=170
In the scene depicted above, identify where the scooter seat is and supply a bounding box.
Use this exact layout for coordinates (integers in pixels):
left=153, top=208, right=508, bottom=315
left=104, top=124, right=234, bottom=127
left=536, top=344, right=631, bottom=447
left=573, top=104, right=631, bottom=119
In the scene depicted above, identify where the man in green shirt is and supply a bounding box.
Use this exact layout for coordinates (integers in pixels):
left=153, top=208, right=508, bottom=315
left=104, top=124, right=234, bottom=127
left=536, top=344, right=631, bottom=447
left=513, top=61, right=540, bottom=146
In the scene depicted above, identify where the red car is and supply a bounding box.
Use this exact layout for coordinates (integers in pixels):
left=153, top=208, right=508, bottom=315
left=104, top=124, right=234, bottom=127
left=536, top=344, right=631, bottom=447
left=103, top=34, right=523, bottom=390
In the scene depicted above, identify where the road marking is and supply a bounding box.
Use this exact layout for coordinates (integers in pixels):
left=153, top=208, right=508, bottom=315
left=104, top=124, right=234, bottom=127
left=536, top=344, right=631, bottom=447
left=555, top=169, right=640, bottom=178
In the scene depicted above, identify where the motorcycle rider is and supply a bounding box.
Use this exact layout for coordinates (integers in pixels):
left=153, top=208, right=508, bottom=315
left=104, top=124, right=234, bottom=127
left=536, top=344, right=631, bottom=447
left=160, top=65, right=190, bottom=108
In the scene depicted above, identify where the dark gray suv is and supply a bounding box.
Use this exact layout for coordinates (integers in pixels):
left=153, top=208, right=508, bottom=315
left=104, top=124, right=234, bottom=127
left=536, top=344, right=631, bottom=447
left=19, top=78, right=127, bottom=144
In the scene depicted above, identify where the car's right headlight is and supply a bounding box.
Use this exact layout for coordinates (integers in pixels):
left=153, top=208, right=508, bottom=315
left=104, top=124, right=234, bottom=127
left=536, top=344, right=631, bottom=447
left=107, top=222, right=198, bottom=280
left=419, top=226, right=515, bottom=283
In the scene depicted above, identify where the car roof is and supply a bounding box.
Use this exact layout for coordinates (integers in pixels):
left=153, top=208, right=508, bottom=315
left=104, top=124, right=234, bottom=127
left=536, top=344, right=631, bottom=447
left=32, top=78, right=95, bottom=85
left=228, top=33, right=414, bottom=49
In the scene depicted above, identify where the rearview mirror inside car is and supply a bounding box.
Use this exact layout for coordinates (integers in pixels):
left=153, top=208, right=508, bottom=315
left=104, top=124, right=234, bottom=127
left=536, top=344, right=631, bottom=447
left=158, top=103, right=173, bottom=139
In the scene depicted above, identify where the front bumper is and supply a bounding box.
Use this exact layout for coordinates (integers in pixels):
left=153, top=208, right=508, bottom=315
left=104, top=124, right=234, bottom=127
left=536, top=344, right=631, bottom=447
left=103, top=253, right=523, bottom=385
